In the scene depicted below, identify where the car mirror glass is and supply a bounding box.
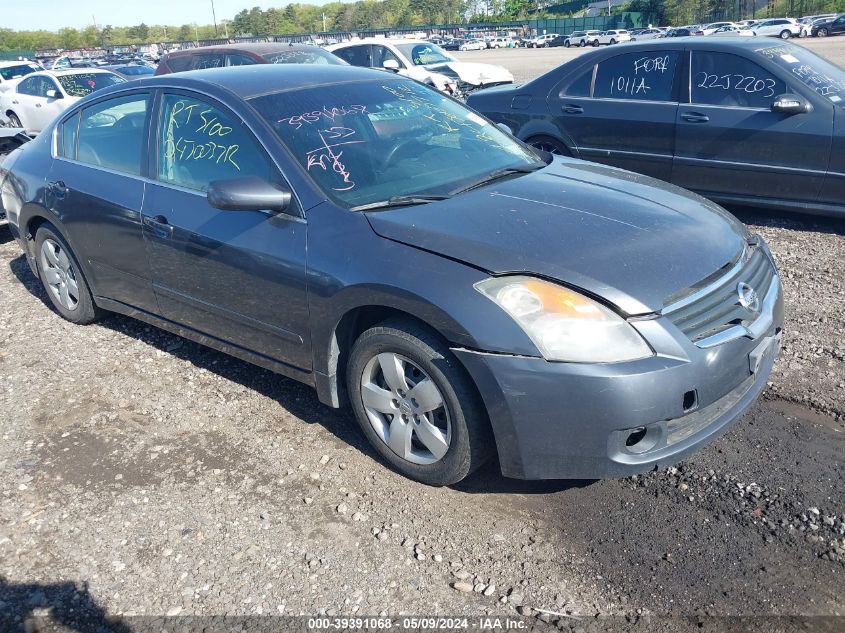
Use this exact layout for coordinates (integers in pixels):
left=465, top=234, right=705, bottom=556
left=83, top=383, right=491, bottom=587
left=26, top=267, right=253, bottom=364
left=207, top=177, right=292, bottom=213
left=46, top=89, right=62, bottom=99
left=382, top=59, right=401, bottom=72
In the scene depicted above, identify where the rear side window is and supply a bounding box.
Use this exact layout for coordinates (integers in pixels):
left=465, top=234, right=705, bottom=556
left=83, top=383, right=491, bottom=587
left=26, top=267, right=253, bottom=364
left=333, top=45, right=371, bottom=67
left=191, top=54, right=225, bottom=70
left=163, top=55, right=194, bottom=73
left=226, top=54, right=258, bottom=67
left=691, top=51, right=786, bottom=108
left=593, top=51, right=679, bottom=101
left=76, top=94, right=149, bottom=175
left=157, top=93, right=273, bottom=192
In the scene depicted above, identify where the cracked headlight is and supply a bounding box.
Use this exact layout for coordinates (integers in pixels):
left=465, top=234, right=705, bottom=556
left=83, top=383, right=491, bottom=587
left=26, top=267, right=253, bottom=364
left=475, top=276, right=653, bottom=363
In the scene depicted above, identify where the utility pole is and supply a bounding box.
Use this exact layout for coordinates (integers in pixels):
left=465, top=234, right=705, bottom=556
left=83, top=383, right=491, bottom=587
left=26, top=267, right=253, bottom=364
left=210, top=0, right=218, bottom=36
left=322, top=12, right=327, bottom=32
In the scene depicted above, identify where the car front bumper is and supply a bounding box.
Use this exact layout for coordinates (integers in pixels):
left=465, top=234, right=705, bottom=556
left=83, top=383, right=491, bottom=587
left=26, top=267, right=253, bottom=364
left=453, top=278, right=784, bottom=480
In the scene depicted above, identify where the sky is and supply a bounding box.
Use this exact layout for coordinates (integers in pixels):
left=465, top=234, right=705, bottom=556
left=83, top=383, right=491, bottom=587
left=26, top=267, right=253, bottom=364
left=2, top=1, right=328, bottom=31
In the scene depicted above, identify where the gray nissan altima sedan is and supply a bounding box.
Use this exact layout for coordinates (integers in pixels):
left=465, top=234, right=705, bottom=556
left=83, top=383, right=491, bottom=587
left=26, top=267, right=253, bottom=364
left=0, top=65, right=783, bottom=485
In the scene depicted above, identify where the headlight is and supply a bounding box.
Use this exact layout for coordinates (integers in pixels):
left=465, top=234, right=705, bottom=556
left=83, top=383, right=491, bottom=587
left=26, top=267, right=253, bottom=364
left=474, top=276, right=653, bottom=363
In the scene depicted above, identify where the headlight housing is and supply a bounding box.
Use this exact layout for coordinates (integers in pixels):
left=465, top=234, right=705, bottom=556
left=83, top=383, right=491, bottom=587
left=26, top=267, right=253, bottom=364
left=475, top=276, right=653, bottom=363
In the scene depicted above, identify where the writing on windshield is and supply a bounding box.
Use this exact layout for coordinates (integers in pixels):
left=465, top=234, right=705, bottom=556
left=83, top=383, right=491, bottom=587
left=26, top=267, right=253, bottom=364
left=756, top=44, right=845, bottom=104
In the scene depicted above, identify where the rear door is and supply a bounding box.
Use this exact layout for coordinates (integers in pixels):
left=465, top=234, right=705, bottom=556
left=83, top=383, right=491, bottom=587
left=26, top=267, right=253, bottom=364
left=141, top=91, right=311, bottom=370
left=47, top=92, right=156, bottom=312
left=548, top=48, right=681, bottom=180
left=672, top=49, right=833, bottom=205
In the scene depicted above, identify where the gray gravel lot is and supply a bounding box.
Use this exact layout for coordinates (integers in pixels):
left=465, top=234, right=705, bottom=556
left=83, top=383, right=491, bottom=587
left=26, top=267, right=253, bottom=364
left=1, top=38, right=845, bottom=630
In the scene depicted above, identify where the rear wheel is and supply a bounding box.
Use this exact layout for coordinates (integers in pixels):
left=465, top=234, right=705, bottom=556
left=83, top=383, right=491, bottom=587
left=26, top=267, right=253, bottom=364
left=7, top=112, right=22, bottom=128
left=564, top=40, right=570, bottom=47
left=34, top=223, right=100, bottom=324
left=609, top=38, right=617, bottom=45
left=527, top=135, right=570, bottom=156
left=592, top=39, right=600, bottom=46
left=780, top=30, right=791, bottom=39
left=579, top=40, right=586, bottom=47
left=347, top=318, right=492, bottom=486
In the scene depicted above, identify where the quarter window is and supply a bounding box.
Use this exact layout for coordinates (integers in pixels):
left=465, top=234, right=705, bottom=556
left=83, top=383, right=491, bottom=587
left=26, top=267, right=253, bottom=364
left=691, top=52, right=786, bottom=108
left=593, top=51, right=678, bottom=101
left=61, top=112, right=80, bottom=159
left=561, top=66, right=594, bottom=97
left=76, top=94, right=149, bottom=175
left=157, top=93, right=273, bottom=192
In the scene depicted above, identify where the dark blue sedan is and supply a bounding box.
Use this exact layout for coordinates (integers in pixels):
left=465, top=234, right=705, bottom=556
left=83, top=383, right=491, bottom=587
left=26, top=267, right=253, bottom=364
left=467, top=39, right=845, bottom=217
left=0, top=64, right=782, bottom=485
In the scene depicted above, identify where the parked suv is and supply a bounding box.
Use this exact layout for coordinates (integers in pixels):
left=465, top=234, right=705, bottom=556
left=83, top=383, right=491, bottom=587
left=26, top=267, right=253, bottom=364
left=596, top=30, right=632, bottom=45
left=155, top=42, right=345, bottom=75
left=529, top=33, right=559, bottom=47
left=565, top=31, right=602, bottom=47
left=752, top=18, right=803, bottom=38
left=813, top=14, right=845, bottom=37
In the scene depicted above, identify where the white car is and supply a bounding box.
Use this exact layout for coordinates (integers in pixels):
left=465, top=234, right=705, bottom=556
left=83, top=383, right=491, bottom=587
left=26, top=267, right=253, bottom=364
left=0, top=61, right=42, bottom=90
left=709, top=25, right=757, bottom=37
left=700, top=21, right=736, bottom=35
left=595, top=30, right=632, bottom=45
left=529, top=33, right=559, bottom=47
left=327, top=39, right=513, bottom=97
left=753, top=18, right=804, bottom=39
left=630, top=28, right=664, bottom=41
left=488, top=37, right=513, bottom=49
left=0, top=69, right=125, bottom=135
left=565, top=30, right=602, bottom=47
left=458, top=39, right=487, bottom=51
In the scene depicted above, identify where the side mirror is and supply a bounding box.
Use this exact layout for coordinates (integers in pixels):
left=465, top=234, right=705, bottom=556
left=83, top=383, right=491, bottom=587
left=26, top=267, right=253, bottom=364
left=207, top=177, right=292, bottom=213
left=45, top=89, right=62, bottom=99
left=496, top=122, right=513, bottom=135
left=771, top=93, right=811, bottom=115
left=382, top=59, right=401, bottom=72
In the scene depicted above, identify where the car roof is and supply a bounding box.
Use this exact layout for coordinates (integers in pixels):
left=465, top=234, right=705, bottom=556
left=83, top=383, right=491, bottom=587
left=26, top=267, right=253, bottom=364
left=332, top=38, right=431, bottom=46
left=166, top=42, right=326, bottom=57
left=0, top=60, right=38, bottom=67
left=88, top=63, right=393, bottom=100
left=33, top=68, right=117, bottom=77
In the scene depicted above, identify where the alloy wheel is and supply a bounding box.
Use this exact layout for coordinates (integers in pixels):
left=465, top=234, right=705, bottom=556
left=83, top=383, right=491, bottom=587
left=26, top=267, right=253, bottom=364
left=39, top=238, right=79, bottom=311
left=360, top=352, right=451, bottom=465
left=530, top=139, right=566, bottom=155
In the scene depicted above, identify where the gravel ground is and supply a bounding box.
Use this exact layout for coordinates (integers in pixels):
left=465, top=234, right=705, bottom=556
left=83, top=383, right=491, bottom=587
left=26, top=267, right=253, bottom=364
left=1, top=38, right=845, bottom=631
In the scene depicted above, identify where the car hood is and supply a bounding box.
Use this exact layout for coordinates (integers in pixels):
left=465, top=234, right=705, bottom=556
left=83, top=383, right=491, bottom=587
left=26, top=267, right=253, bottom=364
left=364, top=159, right=748, bottom=315
left=423, top=61, right=514, bottom=86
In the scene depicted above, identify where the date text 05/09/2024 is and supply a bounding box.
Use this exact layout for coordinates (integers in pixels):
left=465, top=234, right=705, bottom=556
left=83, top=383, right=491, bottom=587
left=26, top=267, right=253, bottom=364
left=307, top=617, right=530, bottom=630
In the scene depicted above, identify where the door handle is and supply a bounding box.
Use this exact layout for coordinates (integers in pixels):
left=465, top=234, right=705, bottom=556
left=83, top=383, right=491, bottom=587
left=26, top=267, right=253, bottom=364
left=562, top=104, right=584, bottom=114
left=47, top=180, right=68, bottom=199
left=35, top=103, right=42, bottom=108
left=143, top=214, right=174, bottom=239
left=681, top=112, right=710, bottom=123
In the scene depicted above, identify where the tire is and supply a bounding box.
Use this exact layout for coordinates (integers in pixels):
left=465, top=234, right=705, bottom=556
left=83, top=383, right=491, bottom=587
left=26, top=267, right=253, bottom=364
left=346, top=318, right=492, bottom=486
left=592, top=39, right=599, bottom=47
left=610, top=38, right=616, bottom=45
left=817, top=28, right=828, bottom=37
left=780, top=30, right=791, bottom=39
left=527, top=135, right=571, bottom=156
left=34, top=222, right=100, bottom=324
left=564, top=40, right=570, bottom=47
left=7, top=112, right=22, bottom=128
left=579, top=40, right=586, bottom=47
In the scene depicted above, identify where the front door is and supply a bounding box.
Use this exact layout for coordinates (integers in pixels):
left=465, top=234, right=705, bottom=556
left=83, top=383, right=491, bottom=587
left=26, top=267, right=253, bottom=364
left=141, top=91, right=311, bottom=371
left=673, top=50, right=833, bottom=205
left=548, top=49, right=681, bottom=181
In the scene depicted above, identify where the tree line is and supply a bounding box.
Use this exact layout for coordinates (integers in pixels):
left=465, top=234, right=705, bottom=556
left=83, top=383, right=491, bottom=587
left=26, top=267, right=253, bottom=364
left=2, top=0, right=844, bottom=53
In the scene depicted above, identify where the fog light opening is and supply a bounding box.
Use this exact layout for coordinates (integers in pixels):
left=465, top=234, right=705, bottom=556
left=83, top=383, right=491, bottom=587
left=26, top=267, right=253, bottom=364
left=683, top=390, right=698, bottom=413
left=626, top=427, right=647, bottom=447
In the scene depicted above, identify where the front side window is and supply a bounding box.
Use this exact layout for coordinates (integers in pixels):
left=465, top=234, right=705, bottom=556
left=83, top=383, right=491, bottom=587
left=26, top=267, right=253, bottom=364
left=755, top=42, right=845, bottom=105
left=76, top=94, right=148, bottom=175
left=394, top=43, right=454, bottom=66
left=157, top=93, right=273, bottom=192
left=691, top=51, right=786, bottom=108
left=57, top=72, right=125, bottom=98
left=16, top=76, right=39, bottom=96
left=262, top=49, right=345, bottom=65
left=249, top=78, right=540, bottom=209
left=372, top=45, right=402, bottom=69
left=593, top=51, right=678, bottom=101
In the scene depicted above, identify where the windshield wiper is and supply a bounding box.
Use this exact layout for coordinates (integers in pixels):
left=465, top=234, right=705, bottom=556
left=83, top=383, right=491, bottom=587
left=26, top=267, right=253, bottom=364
left=350, top=195, right=451, bottom=212
left=448, top=162, right=546, bottom=196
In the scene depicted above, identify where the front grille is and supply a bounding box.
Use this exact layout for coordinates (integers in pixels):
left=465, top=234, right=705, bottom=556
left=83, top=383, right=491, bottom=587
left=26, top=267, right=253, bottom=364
left=663, top=245, right=776, bottom=344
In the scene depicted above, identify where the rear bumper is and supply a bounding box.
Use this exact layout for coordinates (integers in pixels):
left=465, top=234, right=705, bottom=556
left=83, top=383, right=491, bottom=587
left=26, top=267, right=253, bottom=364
left=453, top=282, right=783, bottom=480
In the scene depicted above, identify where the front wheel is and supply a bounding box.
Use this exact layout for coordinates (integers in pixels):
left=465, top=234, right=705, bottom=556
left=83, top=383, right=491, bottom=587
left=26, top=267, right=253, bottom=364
left=609, top=39, right=616, bottom=45
left=780, top=30, right=791, bottom=39
left=817, top=28, right=828, bottom=37
left=7, top=112, right=22, bottom=128
left=564, top=40, right=570, bottom=47
left=347, top=319, right=492, bottom=486
left=579, top=40, right=586, bottom=47
left=592, top=40, right=600, bottom=46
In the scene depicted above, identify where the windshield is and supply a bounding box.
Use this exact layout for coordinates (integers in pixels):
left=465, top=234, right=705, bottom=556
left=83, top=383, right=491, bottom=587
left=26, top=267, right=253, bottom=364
left=262, top=49, right=345, bottom=65
left=755, top=43, right=845, bottom=105
left=57, top=72, right=125, bottom=97
left=394, top=43, right=454, bottom=66
left=0, top=63, right=40, bottom=81
left=249, top=79, right=541, bottom=209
